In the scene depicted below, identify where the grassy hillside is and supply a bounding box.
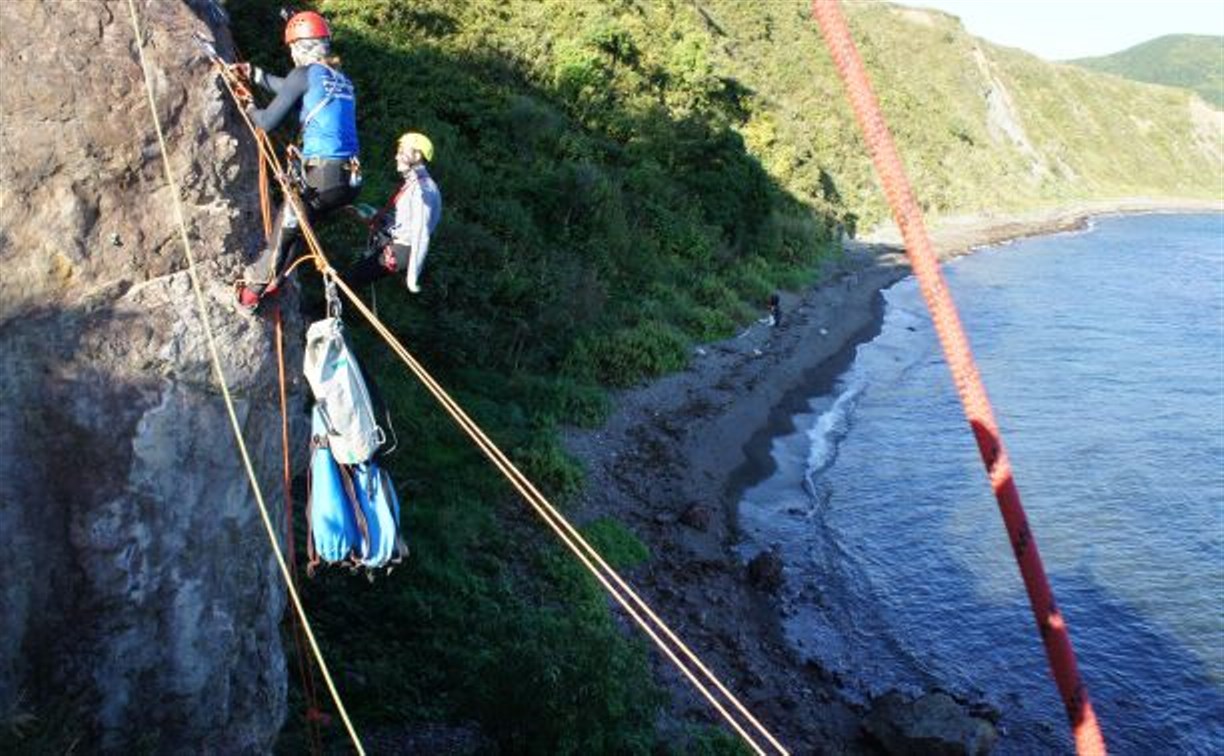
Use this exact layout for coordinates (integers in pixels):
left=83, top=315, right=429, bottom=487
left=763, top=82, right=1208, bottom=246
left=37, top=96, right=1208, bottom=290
left=225, top=1, right=1222, bottom=751
left=1070, top=34, right=1224, bottom=108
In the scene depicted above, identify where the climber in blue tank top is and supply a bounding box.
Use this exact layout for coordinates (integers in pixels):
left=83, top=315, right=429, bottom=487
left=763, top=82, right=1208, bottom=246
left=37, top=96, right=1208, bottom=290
left=234, top=10, right=362, bottom=311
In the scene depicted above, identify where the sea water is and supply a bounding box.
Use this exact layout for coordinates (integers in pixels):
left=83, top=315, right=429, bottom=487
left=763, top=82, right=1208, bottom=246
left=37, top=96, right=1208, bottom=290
left=738, top=214, right=1224, bottom=753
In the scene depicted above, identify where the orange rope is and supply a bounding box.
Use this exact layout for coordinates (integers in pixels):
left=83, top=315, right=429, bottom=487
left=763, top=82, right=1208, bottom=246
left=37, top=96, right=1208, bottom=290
left=275, top=307, right=323, bottom=754
left=328, top=267, right=782, bottom=755
left=809, top=2, right=1106, bottom=753
left=259, top=152, right=273, bottom=243
left=281, top=250, right=320, bottom=280
left=125, top=4, right=364, bottom=753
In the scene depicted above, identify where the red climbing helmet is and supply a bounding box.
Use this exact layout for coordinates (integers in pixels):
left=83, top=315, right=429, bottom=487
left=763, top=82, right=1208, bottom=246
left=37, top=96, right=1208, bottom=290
left=284, top=11, right=330, bottom=44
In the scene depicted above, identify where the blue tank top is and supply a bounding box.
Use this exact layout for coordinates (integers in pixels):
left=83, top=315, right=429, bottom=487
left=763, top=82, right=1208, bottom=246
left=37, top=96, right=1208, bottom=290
left=299, top=64, right=359, bottom=160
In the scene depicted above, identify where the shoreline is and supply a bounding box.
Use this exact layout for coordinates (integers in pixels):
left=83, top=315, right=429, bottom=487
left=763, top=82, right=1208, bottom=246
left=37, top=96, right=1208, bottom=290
left=562, top=199, right=1222, bottom=750
left=863, top=197, right=1224, bottom=261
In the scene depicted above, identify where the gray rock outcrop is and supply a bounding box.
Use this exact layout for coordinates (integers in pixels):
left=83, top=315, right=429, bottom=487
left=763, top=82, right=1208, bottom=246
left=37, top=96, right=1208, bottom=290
left=0, top=0, right=296, bottom=750
left=863, top=690, right=999, bottom=755
left=747, top=549, right=785, bottom=593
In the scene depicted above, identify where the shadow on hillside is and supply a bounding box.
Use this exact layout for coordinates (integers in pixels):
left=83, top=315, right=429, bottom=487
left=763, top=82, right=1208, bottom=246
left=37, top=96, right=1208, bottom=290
left=230, top=2, right=846, bottom=379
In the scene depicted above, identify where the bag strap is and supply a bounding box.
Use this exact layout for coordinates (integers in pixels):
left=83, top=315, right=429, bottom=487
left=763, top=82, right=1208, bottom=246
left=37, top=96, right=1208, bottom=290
left=384, top=467, right=410, bottom=564
left=299, top=64, right=333, bottom=131
left=316, top=403, right=338, bottom=440
left=300, top=94, right=332, bottom=132
left=379, top=405, right=398, bottom=456
left=300, top=63, right=352, bottom=131
left=304, top=445, right=319, bottom=577
left=336, top=463, right=371, bottom=562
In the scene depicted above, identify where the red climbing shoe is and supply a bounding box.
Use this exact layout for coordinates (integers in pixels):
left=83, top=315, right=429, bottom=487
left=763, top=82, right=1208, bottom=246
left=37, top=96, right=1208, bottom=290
left=306, top=707, right=332, bottom=726
left=234, top=278, right=282, bottom=315
left=235, top=282, right=261, bottom=311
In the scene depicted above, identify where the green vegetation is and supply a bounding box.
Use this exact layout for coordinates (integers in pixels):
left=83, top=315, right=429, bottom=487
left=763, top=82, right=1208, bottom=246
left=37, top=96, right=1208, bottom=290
left=227, top=1, right=1222, bottom=751
left=693, top=3, right=1221, bottom=226
left=1070, top=34, right=1224, bottom=108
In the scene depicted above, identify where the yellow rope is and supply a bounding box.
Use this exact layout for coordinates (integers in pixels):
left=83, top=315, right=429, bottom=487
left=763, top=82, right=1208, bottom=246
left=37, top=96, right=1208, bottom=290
left=254, top=116, right=786, bottom=754
left=123, top=3, right=364, bottom=753
left=209, top=31, right=788, bottom=756
left=326, top=270, right=783, bottom=756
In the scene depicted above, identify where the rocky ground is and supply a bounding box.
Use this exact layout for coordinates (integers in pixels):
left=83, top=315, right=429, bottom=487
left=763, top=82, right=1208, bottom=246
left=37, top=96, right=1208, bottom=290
left=563, top=201, right=1221, bottom=754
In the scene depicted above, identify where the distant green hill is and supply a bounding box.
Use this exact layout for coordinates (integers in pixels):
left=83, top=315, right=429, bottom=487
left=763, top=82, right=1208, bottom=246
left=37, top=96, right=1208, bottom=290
left=682, top=3, right=1222, bottom=230
left=1070, top=34, right=1224, bottom=108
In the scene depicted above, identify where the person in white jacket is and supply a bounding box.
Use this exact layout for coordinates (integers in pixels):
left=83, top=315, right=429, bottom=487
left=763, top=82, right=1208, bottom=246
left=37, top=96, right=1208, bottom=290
left=344, top=132, right=442, bottom=293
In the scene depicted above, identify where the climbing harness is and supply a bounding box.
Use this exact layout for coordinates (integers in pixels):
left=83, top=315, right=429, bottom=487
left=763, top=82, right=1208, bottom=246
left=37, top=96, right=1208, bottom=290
left=809, top=2, right=1106, bottom=753
left=128, top=5, right=364, bottom=753
left=204, top=35, right=788, bottom=756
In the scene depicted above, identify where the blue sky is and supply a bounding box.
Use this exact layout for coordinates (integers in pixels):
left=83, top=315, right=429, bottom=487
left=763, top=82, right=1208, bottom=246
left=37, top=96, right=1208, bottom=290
left=904, top=0, right=1224, bottom=60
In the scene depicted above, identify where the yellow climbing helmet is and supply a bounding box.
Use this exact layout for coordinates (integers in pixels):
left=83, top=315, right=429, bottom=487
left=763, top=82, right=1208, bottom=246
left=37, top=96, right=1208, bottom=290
left=397, top=132, right=434, bottom=163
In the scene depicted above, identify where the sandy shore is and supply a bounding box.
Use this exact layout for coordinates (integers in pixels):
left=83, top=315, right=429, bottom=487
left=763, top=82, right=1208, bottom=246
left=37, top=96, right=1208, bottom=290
left=562, top=199, right=1222, bottom=752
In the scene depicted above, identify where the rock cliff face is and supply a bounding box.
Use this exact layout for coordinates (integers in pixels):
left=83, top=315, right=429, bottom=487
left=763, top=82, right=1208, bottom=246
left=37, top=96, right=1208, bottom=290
left=0, top=1, right=295, bottom=749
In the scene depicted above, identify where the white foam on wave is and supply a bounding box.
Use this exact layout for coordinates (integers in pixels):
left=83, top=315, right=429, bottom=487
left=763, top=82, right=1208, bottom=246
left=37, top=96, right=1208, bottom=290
left=803, top=382, right=863, bottom=494
left=801, top=289, right=932, bottom=498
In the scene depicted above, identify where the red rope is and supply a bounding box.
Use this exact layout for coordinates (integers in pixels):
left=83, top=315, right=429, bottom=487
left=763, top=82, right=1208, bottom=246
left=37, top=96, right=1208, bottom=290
left=275, top=309, right=296, bottom=576
left=808, top=2, right=1106, bottom=753
left=275, top=306, right=324, bottom=754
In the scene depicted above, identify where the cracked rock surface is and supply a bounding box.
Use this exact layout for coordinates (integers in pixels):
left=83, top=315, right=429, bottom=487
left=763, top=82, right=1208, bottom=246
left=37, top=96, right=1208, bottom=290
left=0, top=1, right=298, bottom=750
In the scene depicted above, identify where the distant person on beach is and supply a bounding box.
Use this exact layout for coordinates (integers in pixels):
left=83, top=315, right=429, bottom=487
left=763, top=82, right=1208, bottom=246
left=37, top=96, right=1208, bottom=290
left=768, top=293, right=782, bottom=327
